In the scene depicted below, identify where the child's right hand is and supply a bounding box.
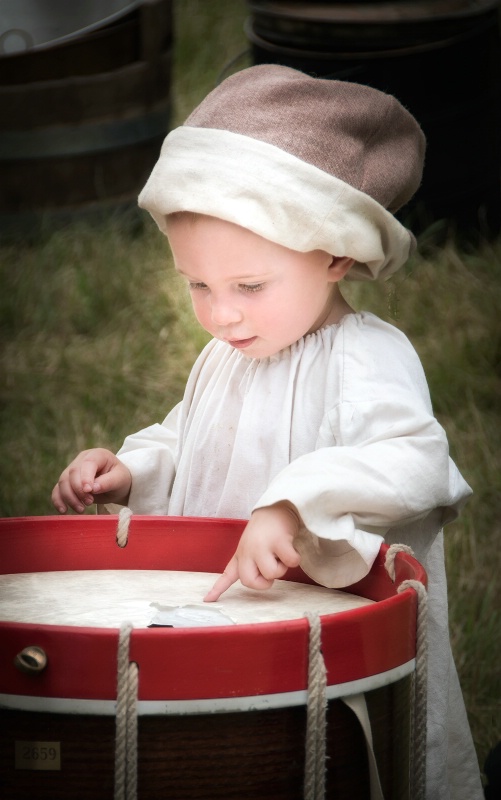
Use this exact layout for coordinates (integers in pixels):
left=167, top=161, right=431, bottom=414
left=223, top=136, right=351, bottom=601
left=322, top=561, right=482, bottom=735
left=51, top=448, right=132, bottom=514
left=204, top=503, right=301, bottom=602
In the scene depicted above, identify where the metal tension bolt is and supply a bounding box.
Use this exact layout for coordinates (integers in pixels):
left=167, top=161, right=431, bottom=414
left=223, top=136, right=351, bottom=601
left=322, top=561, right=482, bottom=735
left=14, top=646, right=48, bottom=675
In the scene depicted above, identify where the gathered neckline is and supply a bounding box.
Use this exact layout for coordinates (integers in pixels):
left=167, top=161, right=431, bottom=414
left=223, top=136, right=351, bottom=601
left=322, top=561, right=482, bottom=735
left=217, top=310, right=365, bottom=364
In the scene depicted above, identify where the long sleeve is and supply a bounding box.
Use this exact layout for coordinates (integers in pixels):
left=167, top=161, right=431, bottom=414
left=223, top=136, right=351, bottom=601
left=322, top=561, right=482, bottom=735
left=253, top=317, right=471, bottom=587
left=114, top=402, right=181, bottom=514
left=254, top=392, right=470, bottom=586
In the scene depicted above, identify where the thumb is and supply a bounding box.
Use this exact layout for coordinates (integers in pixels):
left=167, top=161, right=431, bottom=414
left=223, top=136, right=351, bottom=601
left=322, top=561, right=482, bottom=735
left=80, top=450, right=114, bottom=492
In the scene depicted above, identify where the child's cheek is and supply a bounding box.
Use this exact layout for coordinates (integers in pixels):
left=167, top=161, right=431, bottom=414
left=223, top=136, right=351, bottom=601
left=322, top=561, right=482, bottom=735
left=193, top=300, right=214, bottom=335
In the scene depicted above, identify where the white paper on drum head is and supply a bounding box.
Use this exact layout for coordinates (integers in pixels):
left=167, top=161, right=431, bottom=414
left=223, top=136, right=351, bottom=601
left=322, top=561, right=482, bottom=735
left=148, top=603, right=236, bottom=627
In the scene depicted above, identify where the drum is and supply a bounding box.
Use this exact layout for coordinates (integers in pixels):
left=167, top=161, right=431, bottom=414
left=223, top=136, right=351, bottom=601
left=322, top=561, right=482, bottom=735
left=0, top=0, right=173, bottom=240
left=245, top=0, right=501, bottom=237
left=0, top=515, right=426, bottom=799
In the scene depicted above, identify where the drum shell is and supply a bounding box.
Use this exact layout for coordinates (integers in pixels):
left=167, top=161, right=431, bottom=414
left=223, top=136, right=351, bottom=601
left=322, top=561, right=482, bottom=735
left=0, top=515, right=425, bottom=799
left=1, top=680, right=411, bottom=799
left=245, top=0, right=501, bottom=235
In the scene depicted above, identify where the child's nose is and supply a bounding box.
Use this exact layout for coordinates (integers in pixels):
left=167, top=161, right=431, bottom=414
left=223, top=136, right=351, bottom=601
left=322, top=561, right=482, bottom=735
left=210, top=297, right=242, bottom=326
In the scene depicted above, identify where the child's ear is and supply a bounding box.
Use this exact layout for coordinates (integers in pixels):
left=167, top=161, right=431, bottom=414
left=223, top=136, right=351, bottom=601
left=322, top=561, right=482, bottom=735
left=327, top=256, right=355, bottom=282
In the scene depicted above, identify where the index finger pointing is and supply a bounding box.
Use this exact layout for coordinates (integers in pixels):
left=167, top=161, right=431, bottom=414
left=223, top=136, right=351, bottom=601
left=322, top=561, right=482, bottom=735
left=204, top=563, right=238, bottom=603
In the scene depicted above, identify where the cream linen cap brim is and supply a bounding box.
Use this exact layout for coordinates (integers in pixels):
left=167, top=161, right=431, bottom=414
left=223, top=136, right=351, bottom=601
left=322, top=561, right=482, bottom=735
left=138, top=126, right=415, bottom=281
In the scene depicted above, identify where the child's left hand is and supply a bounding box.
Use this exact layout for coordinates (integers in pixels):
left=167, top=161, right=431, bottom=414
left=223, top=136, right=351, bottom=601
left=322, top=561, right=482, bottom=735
left=204, top=503, right=301, bottom=602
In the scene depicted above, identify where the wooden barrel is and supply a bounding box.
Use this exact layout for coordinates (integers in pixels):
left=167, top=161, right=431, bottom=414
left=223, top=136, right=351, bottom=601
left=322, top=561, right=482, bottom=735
left=0, top=0, right=173, bottom=239
left=0, top=514, right=426, bottom=799
left=245, top=0, right=501, bottom=236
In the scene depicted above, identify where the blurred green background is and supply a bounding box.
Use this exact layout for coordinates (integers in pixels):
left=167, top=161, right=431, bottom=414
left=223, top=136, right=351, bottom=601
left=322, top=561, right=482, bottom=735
left=1, top=0, right=499, bottom=785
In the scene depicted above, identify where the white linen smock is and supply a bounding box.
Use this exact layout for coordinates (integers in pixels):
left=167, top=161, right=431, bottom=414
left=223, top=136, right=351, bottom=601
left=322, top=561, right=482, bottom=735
left=113, top=311, right=483, bottom=800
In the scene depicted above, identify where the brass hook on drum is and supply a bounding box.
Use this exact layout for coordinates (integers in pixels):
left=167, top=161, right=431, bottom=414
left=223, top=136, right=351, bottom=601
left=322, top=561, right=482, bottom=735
left=14, top=646, right=48, bottom=675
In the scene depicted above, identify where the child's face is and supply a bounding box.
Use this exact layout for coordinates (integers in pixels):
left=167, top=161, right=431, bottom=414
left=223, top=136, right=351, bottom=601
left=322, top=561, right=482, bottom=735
left=167, top=214, right=351, bottom=359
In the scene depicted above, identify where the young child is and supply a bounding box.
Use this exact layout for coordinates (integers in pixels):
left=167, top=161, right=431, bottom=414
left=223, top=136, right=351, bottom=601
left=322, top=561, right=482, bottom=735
left=52, top=65, right=483, bottom=799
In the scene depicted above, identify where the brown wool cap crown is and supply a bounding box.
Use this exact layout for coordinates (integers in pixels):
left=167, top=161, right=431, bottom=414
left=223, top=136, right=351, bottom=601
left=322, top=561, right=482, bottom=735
left=185, top=64, right=425, bottom=214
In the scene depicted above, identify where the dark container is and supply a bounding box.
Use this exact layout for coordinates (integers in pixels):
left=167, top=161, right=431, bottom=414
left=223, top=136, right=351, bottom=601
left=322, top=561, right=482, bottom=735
left=0, top=0, right=173, bottom=239
left=245, top=0, right=501, bottom=237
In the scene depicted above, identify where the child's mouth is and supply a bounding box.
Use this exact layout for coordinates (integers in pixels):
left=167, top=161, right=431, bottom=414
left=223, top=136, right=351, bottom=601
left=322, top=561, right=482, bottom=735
left=226, top=337, right=257, bottom=349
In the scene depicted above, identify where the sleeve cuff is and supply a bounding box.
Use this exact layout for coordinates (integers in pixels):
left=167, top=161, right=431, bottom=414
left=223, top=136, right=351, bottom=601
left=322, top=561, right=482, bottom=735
left=294, top=524, right=383, bottom=588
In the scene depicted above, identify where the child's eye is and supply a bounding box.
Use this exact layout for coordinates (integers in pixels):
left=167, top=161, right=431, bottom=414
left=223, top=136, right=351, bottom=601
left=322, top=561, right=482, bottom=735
left=188, top=282, right=208, bottom=291
left=239, top=283, right=265, bottom=293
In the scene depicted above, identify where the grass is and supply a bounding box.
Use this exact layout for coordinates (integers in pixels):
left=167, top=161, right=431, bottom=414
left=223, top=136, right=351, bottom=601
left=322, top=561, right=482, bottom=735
left=0, top=221, right=201, bottom=513
left=1, top=0, right=500, bottom=784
